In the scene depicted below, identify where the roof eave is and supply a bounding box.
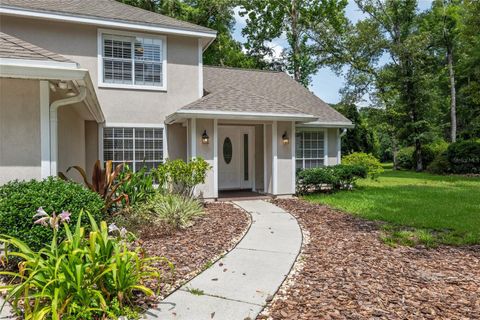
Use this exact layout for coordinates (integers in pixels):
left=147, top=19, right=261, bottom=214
left=166, top=109, right=318, bottom=124
left=0, top=59, right=105, bottom=123
left=0, top=6, right=217, bottom=42
left=297, top=121, right=354, bottom=128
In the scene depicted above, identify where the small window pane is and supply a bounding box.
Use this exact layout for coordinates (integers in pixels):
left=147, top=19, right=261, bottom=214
left=223, top=137, right=233, bottom=164
left=244, top=134, right=249, bottom=181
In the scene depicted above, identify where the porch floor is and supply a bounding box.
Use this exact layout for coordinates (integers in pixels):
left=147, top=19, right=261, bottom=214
left=218, top=190, right=271, bottom=201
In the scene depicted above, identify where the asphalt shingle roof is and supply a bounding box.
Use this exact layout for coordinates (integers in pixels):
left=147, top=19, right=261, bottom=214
left=181, top=66, right=351, bottom=123
left=0, top=0, right=215, bottom=34
left=0, top=31, right=74, bottom=63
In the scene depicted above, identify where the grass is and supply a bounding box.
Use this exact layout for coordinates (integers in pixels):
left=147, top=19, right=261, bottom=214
left=304, top=164, right=480, bottom=246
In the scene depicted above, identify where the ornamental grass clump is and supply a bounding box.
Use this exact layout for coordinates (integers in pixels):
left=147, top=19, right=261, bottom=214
left=0, top=208, right=172, bottom=320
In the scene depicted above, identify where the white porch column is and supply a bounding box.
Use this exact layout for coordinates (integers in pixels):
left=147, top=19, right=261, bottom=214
left=190, top=118, right=197, bottom=159
left=40, top=81, right=50, bottom=178
left=272, top=120, right=278, bottom=195
left=263, top=124, right=267, bottom=193
left=324, top=128, right=329, bottom=166
left=213, top=119, right=218, bottom=198
left=291, top=121, right=296, bottom=194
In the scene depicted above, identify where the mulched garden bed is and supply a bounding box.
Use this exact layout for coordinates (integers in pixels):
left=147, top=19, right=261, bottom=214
left=259, top=198, right=480, bottom=319
left=139, top=202, right=250, bottom=301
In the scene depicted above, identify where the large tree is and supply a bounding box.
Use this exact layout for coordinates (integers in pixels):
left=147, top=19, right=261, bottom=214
left=118, top=0, right=257, bottom=68
left=239, top=0, right=347, bottom=87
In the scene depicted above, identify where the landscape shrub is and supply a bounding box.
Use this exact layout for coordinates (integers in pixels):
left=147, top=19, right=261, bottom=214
left=396, top=147, right=415, bottom=169
left=117, top=164, right=156, bottom=206
left=0, top=210, right=169, bottom=319
left=153, top=157, right=211, bottom=197
left=0, top=177, right=103, bottom=251
left=342, top=152, right=384, bottom=178
left=427, top=151, right=451, bottom=174
left=135, top=193, right=204, bottom=230
left=296, top=164, right=367, bottom=194
left=446, top=140, right=480, bottom=174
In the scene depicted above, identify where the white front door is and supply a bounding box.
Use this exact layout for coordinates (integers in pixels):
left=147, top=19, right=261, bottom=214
left=218, top=126, right=254, bottom=190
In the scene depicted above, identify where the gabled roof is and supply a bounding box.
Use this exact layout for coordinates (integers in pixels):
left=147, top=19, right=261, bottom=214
left=177, top=66, right=351, bottom=125
left=0, top=31, right=74, bottom=63
left=0, top=0, right=215, bottom=35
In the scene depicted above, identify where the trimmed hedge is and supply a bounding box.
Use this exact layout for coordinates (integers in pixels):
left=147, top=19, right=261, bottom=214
left=0, top=177, right=104, bottom=251
left=397, top=141, right=448, bottom=170
left=446, top=140, right=480, bottom=174
left=297, top=164, right=367, bottom=194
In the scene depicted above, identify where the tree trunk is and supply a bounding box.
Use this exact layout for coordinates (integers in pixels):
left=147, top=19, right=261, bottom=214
left=415, top=139, right=423, bottom=172
left=392, top=135, right=398, bottom=170
left=447, top=46, right=457, bottom=142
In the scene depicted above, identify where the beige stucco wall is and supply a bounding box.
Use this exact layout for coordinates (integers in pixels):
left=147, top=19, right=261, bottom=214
left=194, top=119, right=215, bottom=198
left=1, top=16, right=200, bottom=125
left=327, top=128, right=340, bottom=166
left=167, top=123, right=187, bottom=161
left=57, top=106, right=86, bottom=182
left=276, top=121, right=294, bottom=195
left=85, top=120, right=99, bottom=178
left=0, top=79, right=41, bottom=184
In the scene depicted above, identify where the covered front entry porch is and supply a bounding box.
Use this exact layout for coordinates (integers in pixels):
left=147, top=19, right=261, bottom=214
left=166, top=115, right=302, bottom=200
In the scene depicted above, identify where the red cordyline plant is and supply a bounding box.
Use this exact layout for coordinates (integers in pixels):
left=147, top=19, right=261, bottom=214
left=59, top=160, right=131, bottom=212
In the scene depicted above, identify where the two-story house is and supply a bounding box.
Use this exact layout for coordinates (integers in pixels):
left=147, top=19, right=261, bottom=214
left=0, top=0, right=353, bottom=199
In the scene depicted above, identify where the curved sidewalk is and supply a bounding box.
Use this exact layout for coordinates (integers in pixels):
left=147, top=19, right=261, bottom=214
left=147, top=200, right=302, bottom=320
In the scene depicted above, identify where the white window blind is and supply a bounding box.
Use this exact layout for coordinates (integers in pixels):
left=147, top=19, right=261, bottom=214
left=103, top=127, right=163, bottom=171
left=296, top=130, right=325, bottom=169
left=102, top=34, right=164, bottom=88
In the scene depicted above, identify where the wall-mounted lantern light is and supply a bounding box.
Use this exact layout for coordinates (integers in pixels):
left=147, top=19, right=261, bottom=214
left=282, top=131, right=289, bottom=145
left=201, top=130, right=209, bottom=144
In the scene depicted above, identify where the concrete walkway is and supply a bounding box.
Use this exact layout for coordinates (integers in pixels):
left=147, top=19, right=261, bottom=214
left=146, top=200, right=302, bottom=320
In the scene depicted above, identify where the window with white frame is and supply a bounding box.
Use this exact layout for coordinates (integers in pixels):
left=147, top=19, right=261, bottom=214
left=103, top=127, right=164, bottom=171
left=101, top=32, right=165, bottom=89
left=295, top=130, right=325, bottom=169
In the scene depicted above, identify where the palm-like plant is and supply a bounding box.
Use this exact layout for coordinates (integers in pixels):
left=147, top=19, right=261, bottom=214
left=59, top=160, right=131, bottom=211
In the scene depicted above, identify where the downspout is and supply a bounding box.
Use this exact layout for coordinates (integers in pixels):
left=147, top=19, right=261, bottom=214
left=338, top=128, right=347, bottom=164
left=49, top=85, right=87, bottom=175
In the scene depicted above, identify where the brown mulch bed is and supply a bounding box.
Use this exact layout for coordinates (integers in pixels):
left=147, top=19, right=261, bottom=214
left=139, top=202, right=250, bottom=299
left=259, top=199, right=480, bottom=320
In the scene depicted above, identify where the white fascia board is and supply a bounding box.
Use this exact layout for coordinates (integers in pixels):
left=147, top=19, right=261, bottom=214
left=0, top=7, right=217, bottom=41
left=0, top=62, right=88, bottom=81
left=297, top=121, right=354, bottom=128
left=167, top=110, right=318, bottom=123
left=0, top=58, right=79, bottom=69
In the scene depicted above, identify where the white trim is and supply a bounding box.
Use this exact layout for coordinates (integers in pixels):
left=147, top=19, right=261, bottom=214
left=291, top=121, right=296, bottom=194
left=0, top=58, right=78, bottom=69
left=272, top=121, right=278, bottom=195
left=103, top=122, right=165, bottom=128
left=337, top=128, right=341, bottom=164
left=97, top=29, right=167, bottom=91
left=163, top=124, right=169, bottom=160
left=167, top=110, right=317, bottom=123
left=297, top=121, right=354, bottom=128
left=324, top=128, right=329, bottom=166
left=40, top=81, right=50, bottom=178
left=98, top=125, right=104, bottom=164
left=263, top=124, right=267, bottom=193
left=190, top=118, right=197, bottom=159
left=0, top=63, right=87, bottom=81
left=213, top=119, right=218, bottom=198
left=0, top=7, right=217, bottom=39
left=198, top=39, right=203, bottom=99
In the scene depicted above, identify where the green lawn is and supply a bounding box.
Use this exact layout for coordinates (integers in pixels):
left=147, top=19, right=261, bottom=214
left=304, top=165, right=480, bottom=246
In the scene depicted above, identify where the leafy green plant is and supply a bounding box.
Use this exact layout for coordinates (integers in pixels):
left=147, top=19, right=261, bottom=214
left=153, top=158, right=211, bottom=197
left=116, top=164, right=156, bottom=206
left=59, top=160, right=131, bottom=211
left=135, top=193, right=204, bottom=229
left=0, top=209, right=171, bottom=320
left=342, top=152, right=384, bottom=179
left=0, top=177, right=103, bottom=252
left=296, top=165, right=367, bottom=194
left=447, top=140, right=480, bottom=174
left=396, top=146, right=415, bottom=170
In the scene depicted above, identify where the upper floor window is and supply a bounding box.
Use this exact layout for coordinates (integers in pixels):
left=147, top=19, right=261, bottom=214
left=99, top=30, right=166, bottom=90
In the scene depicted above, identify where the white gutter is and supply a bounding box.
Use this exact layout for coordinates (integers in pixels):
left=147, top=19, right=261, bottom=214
left=338, top=128, right=347, bottom=164
left=0, top=7, right=217, bottom=43
left=166, top=109, right=318, bottom=123
left=297, top=121, right=354, bottom=128
left=49, top=86, right=87, bottom=175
